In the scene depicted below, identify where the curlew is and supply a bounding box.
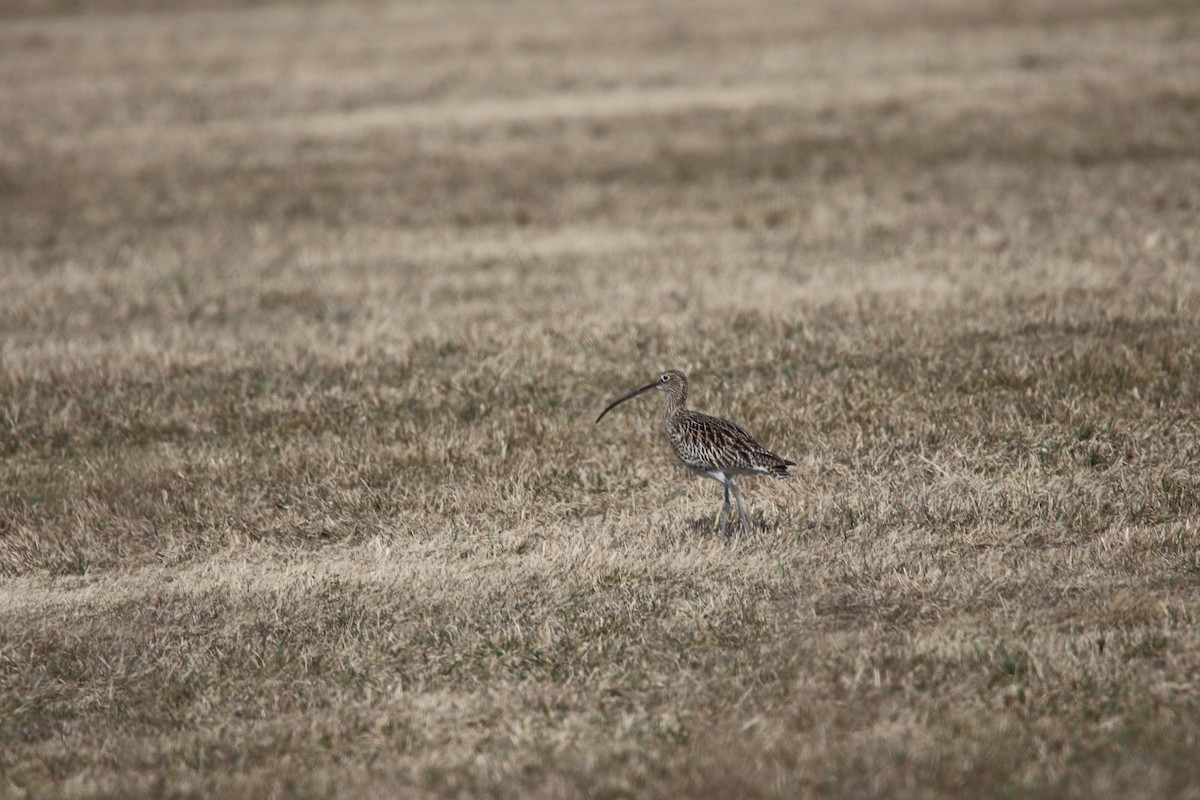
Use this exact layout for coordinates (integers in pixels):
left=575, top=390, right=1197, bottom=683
left=596, top=370, right=794, bottom=540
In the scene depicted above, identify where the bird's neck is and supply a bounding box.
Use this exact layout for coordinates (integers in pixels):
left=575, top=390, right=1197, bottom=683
left=661, top=391, right=686, bottom=425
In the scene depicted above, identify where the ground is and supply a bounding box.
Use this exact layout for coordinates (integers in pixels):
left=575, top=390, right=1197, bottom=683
left=2, top=0, right=1200, bottom=797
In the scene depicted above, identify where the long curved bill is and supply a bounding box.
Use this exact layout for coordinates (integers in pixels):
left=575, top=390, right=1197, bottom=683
left=595, top=380, right=659, bottom=423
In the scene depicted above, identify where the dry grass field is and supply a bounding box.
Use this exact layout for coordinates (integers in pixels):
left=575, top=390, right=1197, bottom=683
left=3, top=0, right=1200, bottom=796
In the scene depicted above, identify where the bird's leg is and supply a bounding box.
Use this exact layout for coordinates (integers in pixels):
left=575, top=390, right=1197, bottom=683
left=717, top=482, right=731, bottom=542
left=729, top=479, right=753, bottom=538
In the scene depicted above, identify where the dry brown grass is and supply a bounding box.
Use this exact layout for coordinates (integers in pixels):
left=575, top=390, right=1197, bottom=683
left=3, top=0, right=1200, bottom=797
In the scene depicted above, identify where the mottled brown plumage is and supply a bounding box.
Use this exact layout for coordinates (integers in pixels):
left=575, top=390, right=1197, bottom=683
left=596, top=369, right=794, bottom=540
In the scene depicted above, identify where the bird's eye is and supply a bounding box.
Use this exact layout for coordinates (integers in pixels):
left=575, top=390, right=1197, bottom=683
left=661, top=374, right=669, bottom=382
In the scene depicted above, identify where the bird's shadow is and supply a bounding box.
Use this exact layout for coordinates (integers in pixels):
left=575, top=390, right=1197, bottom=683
left=684, top=511, right=782, bottom=542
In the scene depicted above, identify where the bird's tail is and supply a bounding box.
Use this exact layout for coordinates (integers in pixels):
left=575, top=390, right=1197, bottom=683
left=770, top=459, right=796, bottom=481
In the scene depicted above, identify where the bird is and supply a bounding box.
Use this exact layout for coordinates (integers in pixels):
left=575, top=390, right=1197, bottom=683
left=596, top=369, right=794, bottom=541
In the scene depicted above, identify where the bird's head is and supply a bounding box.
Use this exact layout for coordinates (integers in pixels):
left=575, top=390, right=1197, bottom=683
left=595, top=369, right=688, bottom=423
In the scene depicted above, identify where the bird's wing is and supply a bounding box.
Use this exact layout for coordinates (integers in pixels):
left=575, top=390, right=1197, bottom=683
left=670, top=410, right=783, bottom=471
